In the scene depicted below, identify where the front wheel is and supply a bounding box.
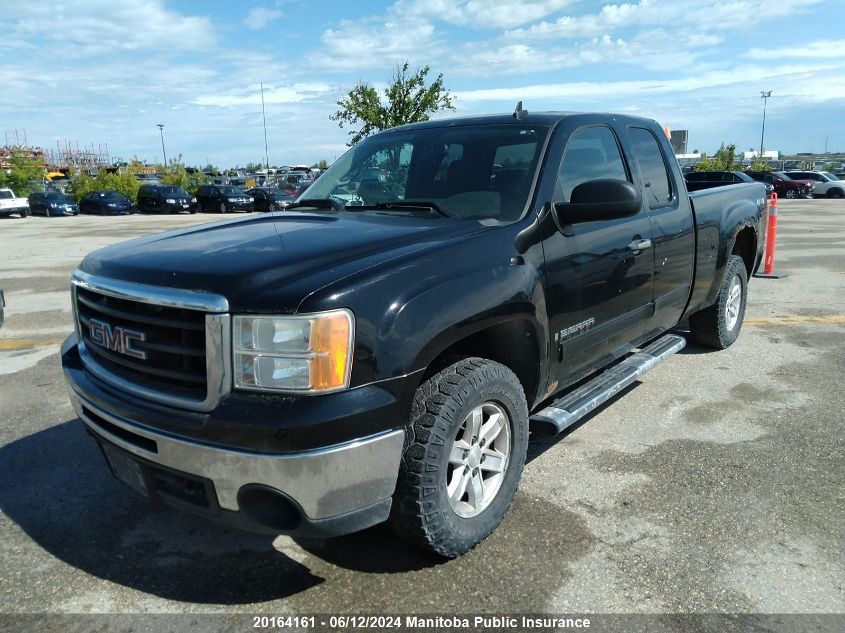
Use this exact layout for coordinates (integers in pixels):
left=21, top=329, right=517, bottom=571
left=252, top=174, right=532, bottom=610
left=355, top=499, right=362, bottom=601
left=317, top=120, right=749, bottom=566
left=829, top=188, right=844, bottom=199
left=785, top=189, right=797, bottom=199
left=219, top=202, right=227, bottom=213
left=389, top=357, right=528, bottom=558
left=688, top=254, right=748, bottom=349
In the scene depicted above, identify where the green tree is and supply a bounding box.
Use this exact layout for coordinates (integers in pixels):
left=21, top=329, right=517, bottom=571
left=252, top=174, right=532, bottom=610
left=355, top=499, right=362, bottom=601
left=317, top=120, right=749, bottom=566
left=68, top=169, right=141, bottom=203
left=159, top=163, right=208, bottom=195
left=331, top=62, right=455, bottom=146
left=694, top=143, right=738, bottom=171
left=749, top=156, right=771, bottom=171
left=311, top=159, right=329, bottom=170
left=0, top=150, right=45, bottom=196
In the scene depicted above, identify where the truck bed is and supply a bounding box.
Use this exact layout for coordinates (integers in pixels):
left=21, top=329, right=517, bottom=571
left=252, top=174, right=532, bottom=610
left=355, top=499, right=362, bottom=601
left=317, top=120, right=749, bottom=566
left=687, top=182, right=768, bottom=314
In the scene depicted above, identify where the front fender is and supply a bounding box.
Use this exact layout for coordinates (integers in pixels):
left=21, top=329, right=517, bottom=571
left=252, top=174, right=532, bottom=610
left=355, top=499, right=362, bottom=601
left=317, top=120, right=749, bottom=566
left=297, top=224, right=549, bottom=397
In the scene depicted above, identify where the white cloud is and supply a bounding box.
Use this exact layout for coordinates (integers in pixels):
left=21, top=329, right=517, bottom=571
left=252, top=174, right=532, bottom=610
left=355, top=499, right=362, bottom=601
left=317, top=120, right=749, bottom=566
left=193, top=83, right=333, bottom=107
left=396, top=0, right=576, bottom=29
left=244, top=6, right=284, bottom=30
left=449, top=27, right=723, bottom=76
left=313, top=0, right=574, bottom=70
left=506, top=0, right=825, bottom=41
left=454, top=64, right=843, bottom=103
left=4, top=0, right=215, bottom=56
left=747, top=39, right=845, bottom=60
left=317, top=16, right=443, bottom=71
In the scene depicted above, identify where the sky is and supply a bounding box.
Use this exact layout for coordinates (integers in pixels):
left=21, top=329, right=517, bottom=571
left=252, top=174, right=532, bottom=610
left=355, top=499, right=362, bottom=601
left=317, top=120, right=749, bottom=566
left=1, top=0, right=843, bottom=168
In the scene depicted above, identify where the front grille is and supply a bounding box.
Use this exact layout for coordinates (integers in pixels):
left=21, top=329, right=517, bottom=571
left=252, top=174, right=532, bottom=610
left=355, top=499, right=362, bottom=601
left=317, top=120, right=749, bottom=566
left=75, top=286, right=208, bottom=400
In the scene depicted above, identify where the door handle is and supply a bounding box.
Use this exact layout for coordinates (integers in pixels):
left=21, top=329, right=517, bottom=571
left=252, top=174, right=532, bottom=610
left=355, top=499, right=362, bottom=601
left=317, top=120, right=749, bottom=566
left=627, top=238, right=652, bottom=252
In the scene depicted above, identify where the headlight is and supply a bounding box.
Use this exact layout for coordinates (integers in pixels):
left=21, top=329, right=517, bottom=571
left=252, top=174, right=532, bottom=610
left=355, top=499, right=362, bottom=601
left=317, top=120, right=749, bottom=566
left=165, top=198, right=176, bottom=204
left=249, top=197, right=254, bottom=202
left=107, top=202, right=118, bottom=207
left=227, top=197, right=238, bottom=202
left=191, top=197, right=197, bottom=203
left=233, top=310, right=354, bottom=393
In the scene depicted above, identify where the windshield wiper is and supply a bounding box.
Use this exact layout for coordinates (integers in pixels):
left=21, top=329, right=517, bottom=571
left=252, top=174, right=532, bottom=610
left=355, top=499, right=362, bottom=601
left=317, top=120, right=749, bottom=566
left=285, top=198, right=342, bottom=211
left=347, top=200, right=450, bottom=217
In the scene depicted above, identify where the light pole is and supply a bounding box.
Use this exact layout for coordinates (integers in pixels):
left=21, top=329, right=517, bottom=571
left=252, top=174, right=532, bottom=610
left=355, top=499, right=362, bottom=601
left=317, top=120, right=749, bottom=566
left=759, top=91, right=771, bottom=159
left=156, top=123, right=167, bottom=169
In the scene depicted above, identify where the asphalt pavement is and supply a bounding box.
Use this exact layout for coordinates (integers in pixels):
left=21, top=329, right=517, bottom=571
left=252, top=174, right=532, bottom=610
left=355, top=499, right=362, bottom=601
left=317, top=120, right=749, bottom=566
left=0, top=202, right=842, bottom=620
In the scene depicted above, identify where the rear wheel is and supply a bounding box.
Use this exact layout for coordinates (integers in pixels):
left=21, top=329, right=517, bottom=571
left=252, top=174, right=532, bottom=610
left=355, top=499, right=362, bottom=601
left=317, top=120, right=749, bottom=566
left=688, top=254, right=748, bottom=349
left=389, top=357, right=528, bottom=558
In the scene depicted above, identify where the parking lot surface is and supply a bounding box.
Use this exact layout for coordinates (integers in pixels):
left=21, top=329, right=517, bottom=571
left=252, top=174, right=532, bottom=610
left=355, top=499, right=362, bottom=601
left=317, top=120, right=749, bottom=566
left=0, top=202, right=843, bottom=615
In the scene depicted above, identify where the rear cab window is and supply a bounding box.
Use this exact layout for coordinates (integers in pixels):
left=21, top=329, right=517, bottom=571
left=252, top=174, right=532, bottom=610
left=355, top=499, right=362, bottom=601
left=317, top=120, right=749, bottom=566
left=628, top=127, right=673, bottom=208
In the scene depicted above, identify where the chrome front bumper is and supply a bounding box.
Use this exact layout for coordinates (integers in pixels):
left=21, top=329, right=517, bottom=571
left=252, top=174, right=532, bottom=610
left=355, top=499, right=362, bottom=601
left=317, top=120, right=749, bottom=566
left=65, top=375, right=404, bottom=523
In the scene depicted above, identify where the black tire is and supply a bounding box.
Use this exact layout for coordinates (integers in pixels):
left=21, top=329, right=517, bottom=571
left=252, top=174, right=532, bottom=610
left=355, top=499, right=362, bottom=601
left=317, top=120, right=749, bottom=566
left=829, top=188, right=844, bottom=199
left=219, top=202, right=227, bottom=214
left=389, top=357, right=528, bottom=558
left=688, top=254, right=748, bottom=349
left=45, top=207, right=51, bottom=217
left=785, top=189, right=797, bottom=199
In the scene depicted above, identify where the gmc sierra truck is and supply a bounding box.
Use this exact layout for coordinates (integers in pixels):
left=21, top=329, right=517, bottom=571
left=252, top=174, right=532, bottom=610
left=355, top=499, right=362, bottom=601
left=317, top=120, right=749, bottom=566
left=62, top=110, right=767, bottom=557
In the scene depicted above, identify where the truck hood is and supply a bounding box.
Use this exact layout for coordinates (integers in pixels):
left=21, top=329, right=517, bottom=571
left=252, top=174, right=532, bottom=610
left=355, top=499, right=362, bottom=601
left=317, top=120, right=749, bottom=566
left=79, top=212, right=486, bottom=312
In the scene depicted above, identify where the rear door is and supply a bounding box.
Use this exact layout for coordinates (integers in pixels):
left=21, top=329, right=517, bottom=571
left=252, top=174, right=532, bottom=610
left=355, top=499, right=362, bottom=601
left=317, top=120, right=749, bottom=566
left=542, top=123, right=655, bottom=386
left=625, top=125, right=695, bottom=334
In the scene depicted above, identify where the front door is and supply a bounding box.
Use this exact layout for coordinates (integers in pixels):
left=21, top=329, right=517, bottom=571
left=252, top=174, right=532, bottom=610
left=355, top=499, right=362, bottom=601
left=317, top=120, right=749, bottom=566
left=542, top=124, right=654, bottom=388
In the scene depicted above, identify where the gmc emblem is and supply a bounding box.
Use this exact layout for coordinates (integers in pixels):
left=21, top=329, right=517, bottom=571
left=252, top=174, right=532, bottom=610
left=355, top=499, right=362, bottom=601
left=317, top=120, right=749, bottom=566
left=88, top=318, right=147, bottom=360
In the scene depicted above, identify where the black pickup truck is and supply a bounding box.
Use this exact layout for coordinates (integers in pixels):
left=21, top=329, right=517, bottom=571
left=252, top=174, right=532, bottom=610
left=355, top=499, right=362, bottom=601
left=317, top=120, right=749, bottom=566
left=61, top=111, right=767, bottom=557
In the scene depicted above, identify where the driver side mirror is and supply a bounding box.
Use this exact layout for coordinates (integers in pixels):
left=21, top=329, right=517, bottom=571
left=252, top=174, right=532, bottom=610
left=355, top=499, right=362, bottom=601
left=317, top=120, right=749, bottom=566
left=552, top=179, right=642, bottom=226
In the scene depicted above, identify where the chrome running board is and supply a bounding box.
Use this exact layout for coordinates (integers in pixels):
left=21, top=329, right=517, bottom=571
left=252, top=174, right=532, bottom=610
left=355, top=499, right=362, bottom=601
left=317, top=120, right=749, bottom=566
left=531, top=334, right=686, bottom=434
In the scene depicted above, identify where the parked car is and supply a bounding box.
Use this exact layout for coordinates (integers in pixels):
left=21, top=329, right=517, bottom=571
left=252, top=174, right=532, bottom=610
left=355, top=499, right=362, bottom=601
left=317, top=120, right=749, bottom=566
left=293, top=180, right=313, bottom=197
left=783, top=170, right=845, bottom=198
left=0, top=188, right=30, bottom=218
left=61, top=110, right=768, bottom=558
left=137, top=185, right=197, bottom=214
left=685, top=171, right=775, bottom=196
left=284, top=171, right=309, bottom=187
left=746, top=171, right=813, bottom=199
left=246, top=187, right=294, bottom=212
left=79, top=190, right=135, bottom=215
left=28, top=191, right=80, bottom=216
left=196, top=185, right=254, bottom=213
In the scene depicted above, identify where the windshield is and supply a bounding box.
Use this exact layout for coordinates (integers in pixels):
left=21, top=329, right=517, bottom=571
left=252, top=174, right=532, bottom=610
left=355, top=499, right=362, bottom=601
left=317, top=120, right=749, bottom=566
left=99, top=192, right=124, bottom=200
left=304, top=123, right=549, bottom=220
left=218, top=186, right=241, bottom=195
left=46, top=193, right=73, bottom=202
left=160, top=186, right=189, bottom=196
left=819, top=172, right=837, bottom=181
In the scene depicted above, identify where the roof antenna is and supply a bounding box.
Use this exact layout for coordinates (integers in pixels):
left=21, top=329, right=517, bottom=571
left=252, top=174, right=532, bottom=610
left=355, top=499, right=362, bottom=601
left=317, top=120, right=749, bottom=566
left=513, top=101, right=527, bottom=120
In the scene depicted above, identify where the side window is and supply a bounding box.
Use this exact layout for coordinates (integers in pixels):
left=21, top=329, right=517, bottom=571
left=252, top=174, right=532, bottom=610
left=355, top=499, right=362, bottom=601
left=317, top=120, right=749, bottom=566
left=629, top=127, right=672, bottom=207
left=556, top=126, right=628, bottom=201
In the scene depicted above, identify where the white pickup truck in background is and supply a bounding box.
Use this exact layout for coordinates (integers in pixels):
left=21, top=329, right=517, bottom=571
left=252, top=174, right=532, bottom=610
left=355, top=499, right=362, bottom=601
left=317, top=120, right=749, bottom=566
left=0, top=188, right=30, bottom=218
